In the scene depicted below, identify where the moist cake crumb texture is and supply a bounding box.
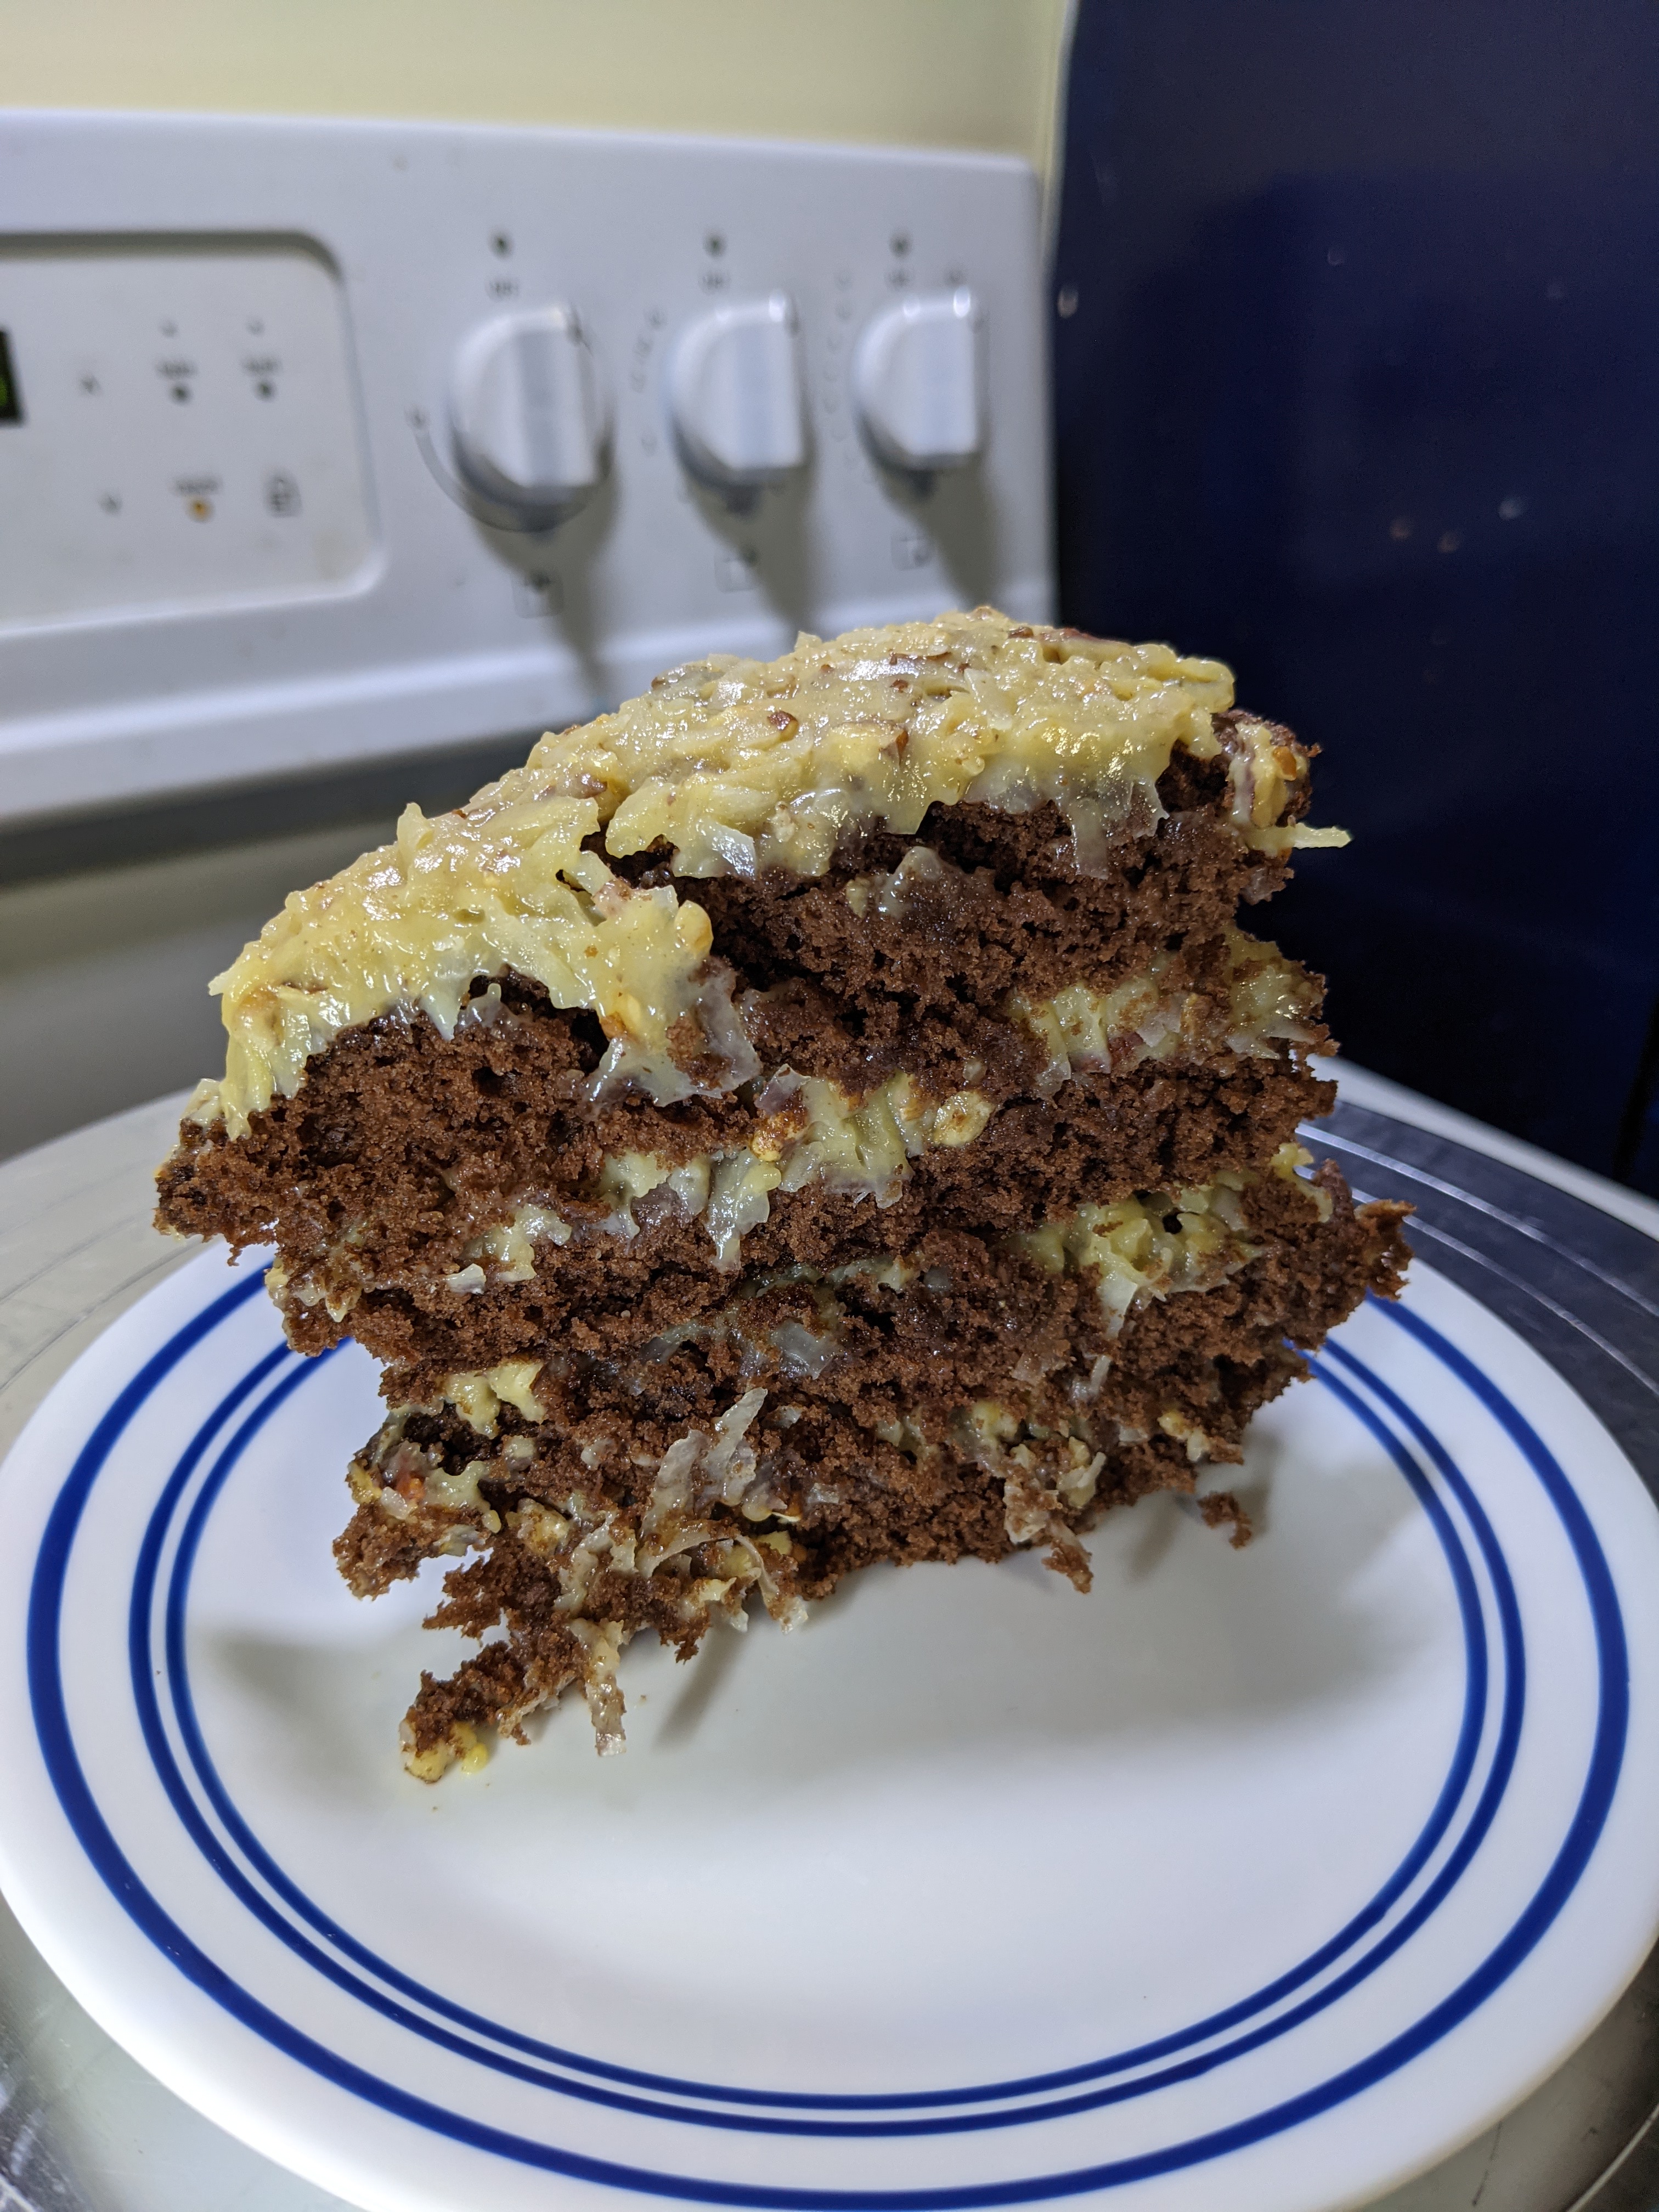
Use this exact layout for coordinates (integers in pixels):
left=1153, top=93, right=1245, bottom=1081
left=156, top=607, right=1410, bottom=1778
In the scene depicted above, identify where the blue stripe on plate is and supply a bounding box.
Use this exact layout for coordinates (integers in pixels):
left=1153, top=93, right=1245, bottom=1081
left=24, top=1280, right=1626, bottom=2203
left=139, top=1339, right=1503, bottom=2132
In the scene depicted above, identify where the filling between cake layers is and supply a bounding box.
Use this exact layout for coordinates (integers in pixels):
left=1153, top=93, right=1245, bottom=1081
left=154, top=608, right=1411, bottom=1779
left=158, top=769, right=1338, bottom=1374
left=242, top=921, right=1324, bottom=1334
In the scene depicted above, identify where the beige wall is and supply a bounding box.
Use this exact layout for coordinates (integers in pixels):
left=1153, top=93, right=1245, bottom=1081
left=5, top=0, right=1073, bottom=188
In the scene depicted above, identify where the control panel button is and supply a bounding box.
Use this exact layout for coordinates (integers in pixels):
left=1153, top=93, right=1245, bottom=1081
left=668, top=292, right=806, bottom=490
left=852, top=287, right=985, bottom=471
left=448, top=304, right=610, bottom=515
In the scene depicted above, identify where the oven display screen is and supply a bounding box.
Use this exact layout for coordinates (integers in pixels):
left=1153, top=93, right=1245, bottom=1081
left=0, top=332, right=21, bottom=424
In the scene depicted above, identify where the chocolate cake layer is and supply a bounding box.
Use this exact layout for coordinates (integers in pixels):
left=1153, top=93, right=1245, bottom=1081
left=332, top=1163, right=1408, bottom=1775
left=162, top=1017, right=1328, bottom=1379
left=617, top=755, right=1307, bottom=1037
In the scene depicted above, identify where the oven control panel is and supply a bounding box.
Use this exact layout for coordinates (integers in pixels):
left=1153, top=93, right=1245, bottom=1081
left=0, top=115, right=1051, bottom=825
left=0, top=240, right=375, bottom=627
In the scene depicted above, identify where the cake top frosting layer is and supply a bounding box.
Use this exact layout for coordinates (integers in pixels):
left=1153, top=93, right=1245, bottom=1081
left=545, top=607, right=1235, bottom=876
left=195, top=609, right=1341, bottom=1137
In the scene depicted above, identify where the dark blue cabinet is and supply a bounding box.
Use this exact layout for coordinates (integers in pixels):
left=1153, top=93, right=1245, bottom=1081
left=1053, top=1, right=1659, bottom=1192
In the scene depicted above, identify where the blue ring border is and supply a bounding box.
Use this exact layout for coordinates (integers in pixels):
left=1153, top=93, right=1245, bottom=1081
left=136, top=1318, right=1514, bottom=2132
left=23, top=1272, right=1629, bottom=2204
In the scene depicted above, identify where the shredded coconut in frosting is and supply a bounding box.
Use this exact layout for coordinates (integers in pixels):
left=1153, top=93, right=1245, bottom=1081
left=194, top=608, right=1342, bottom=1138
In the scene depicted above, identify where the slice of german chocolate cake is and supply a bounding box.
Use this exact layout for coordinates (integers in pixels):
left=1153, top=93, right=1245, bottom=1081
left=157, top=609, right=1409, bottom=1778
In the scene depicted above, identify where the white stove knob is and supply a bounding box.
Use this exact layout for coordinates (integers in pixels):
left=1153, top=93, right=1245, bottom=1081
left=449, top=305, right=610, bottom=515
left=668, top=292, right=806, bottom=490
left=853, top=287, right=985, bottom=471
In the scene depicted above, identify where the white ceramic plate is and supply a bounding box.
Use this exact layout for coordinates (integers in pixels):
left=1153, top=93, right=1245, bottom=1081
left=1, top=1244, right=1657, bottom=2212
